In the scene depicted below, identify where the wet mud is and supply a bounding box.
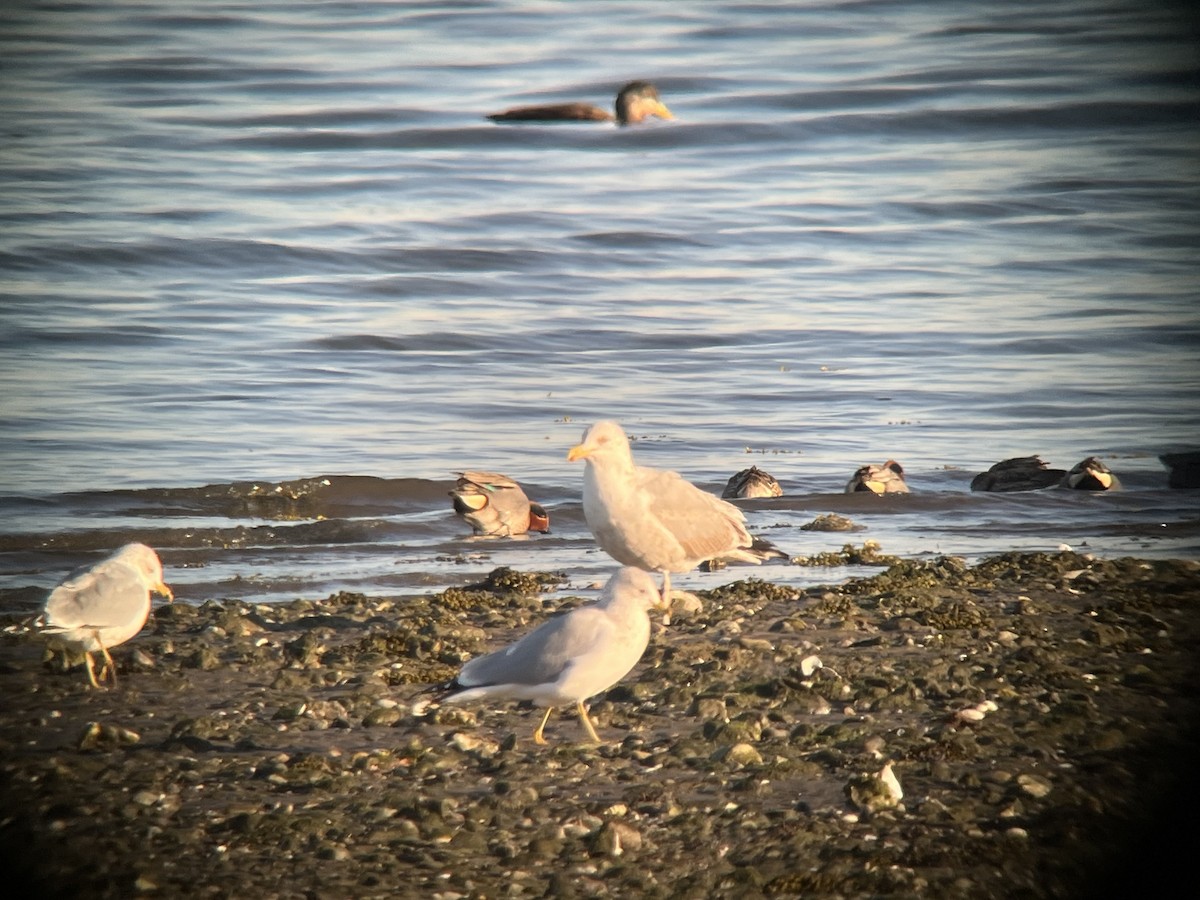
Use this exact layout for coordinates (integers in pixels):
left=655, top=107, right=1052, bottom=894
left=2, top=551, right=1199, bottom=898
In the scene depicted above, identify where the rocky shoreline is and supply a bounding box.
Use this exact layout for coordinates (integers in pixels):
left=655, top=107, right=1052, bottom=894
left=2, top=550, right=1198, bottom=898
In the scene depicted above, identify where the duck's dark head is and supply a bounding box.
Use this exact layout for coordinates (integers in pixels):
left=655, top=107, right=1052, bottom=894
left=615, top=81, right=673, bottom=125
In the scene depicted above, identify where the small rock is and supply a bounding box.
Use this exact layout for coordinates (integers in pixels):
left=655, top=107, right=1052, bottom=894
left=671, top=592, right=705, bottom=616
left=272, top=702, right=307, bottom=721
left=846, top=762, right=904, bottom=813
left=450, top=732, right=499, bottom=758
left=715, top=743, right=763, bottom=767
left=1018, top=773, right=1053, bottom=799
left=78, top=721, right=140, bottom=751
left=689, top=697, right=729, bottom=722
left=590, top=820, right=643, bottom=857
left=737, top=636, right=774, bottom=653
left=363, top=707, right=402, bottom=727
left=188, top=646, right=221, bottom=671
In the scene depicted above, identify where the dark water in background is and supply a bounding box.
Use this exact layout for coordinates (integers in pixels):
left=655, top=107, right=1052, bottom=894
left=2, top=0, right=1199, bottom=609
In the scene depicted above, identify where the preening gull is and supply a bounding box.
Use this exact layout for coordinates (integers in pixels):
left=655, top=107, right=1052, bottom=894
left=567, top=420, right=786, bottom=607
left=34, top=543, right=173, bottom=688
left=440, top=567, right=663, bottom=744
left=450, top=471, right=550, bottom=536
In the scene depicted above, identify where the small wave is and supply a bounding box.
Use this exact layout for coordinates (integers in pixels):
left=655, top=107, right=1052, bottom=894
left=43, top=475, right=452, bottom=522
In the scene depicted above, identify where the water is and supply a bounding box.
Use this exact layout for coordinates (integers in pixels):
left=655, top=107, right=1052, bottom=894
left=2, top=0, right=1198, bottom=610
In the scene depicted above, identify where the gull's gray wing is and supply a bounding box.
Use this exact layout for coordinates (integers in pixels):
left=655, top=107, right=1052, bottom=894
left=637, top=466, right=750, bottom=561
left=41, top=560, right=146, bottom=632
left=458, top=606, right=610, bottom=689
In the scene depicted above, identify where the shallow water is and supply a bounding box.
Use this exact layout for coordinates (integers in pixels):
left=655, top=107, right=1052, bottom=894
left=2, top=0, right=1198, bottom=608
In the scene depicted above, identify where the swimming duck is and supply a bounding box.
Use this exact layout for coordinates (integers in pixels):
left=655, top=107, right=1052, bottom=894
left=970, top=456, right=1065, bottom=492
left=846, top=460, right=909, bottom=494
left=1061, top=457, right=1121, bottom=491
left=721, top=466, right=783, bottom=499
left=451, top=472, right=550, bottom=537
left=1160, top=451, right=1200, bottom=489
left=487, top=80, right=673, bottom=126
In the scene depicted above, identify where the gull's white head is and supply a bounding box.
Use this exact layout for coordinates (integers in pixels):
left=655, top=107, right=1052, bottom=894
left=602, top=566, right=668, bottom=612
left=566, top=420, right=631, bottom=465
left=114, top=543, right=174, bottom=601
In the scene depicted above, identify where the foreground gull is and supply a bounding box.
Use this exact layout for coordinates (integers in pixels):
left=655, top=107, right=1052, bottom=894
left=487, top=80, right=673, bottom=126
left=1061, top=457, right=1121, bottom=491
left=450, top=471, right=551, bottom=537
left=34, top=543, right=173, bottom=688
left=846, top=460, right=910, bottom=494
left=722, top=466, right=783, bottom=499
left=567, top=421, right=786, bottom=606
left=440, top=567, right=663, bottom=744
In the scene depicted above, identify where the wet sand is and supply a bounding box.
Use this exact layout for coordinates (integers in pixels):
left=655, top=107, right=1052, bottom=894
left=2, top=551, right=1198, bottom=899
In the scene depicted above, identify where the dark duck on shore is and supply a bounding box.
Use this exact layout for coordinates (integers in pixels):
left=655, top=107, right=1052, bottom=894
left=486, top=80, right=673, bottom=126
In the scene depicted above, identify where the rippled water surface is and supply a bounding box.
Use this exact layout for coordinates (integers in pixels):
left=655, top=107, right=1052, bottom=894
left=2, top=0, right=1198, bottom=608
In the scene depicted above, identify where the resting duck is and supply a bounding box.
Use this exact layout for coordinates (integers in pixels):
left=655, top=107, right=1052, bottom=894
left=1061, top=457, right=1121, bottom=491
left=487, top=80, right=673, bottom=126
left=721, top=466, right=783, bottom=499
left=450, top=472, right=550, bottom=536
left=846, top=460, right=909, bottom=494
left=970, top=456, right=1065, bottom=492
left=1160, top=451, right=1200, bottom=489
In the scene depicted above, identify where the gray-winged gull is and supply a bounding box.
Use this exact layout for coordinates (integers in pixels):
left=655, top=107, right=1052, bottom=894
left=440, top=566, right=663, bottom=744
left=34, top=543, right=173, bottom=687
left=566, top=420, right=786, bottom=608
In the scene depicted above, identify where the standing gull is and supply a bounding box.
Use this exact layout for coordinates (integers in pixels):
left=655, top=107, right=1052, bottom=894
left=567, top=421, right=786, bottom=607
left=440, top=567, right=663, bottom=744
left=450, top=471, right=551, bottom=536
left=33, top=543, right=173, bottom=688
